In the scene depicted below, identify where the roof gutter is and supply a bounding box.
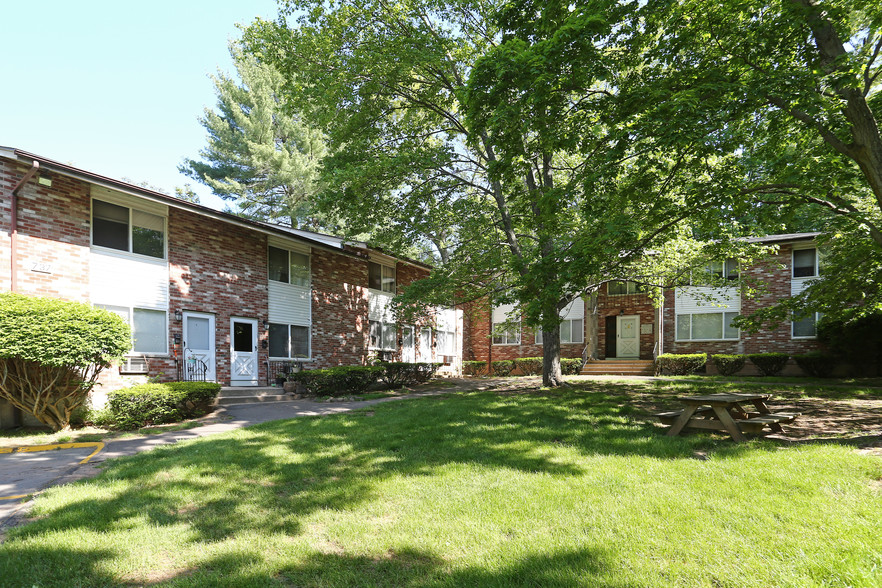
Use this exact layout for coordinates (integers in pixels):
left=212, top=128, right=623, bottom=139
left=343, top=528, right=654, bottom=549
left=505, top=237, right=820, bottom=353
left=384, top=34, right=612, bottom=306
left=9, top=161, right=40, bottom=293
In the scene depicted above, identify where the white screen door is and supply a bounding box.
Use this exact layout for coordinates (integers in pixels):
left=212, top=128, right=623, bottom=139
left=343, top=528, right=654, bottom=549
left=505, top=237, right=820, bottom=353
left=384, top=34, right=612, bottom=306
left=401, top=326, right=416, bottom=363
left=183, top=312, right=216, bottom=382
left=418, top=327, right=432, bottom=363
left=616, top=315, right=640, bottom=358
left=230, top=318, right=258, bottom=386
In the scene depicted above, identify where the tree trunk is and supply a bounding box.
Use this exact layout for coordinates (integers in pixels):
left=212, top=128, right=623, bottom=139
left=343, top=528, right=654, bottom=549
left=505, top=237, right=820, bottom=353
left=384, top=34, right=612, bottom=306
left=542, top=314, right=564, bottom=387
left=586, top=290, right=599, bottom=361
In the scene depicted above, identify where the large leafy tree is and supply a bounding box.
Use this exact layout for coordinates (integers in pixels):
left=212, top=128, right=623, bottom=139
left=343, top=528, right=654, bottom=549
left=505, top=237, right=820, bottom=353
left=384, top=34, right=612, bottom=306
left=243, top=0, right=728, bottom=385
left=181, top=44, right=329, bottom=230
left=627, top=0, right=882, bottom=320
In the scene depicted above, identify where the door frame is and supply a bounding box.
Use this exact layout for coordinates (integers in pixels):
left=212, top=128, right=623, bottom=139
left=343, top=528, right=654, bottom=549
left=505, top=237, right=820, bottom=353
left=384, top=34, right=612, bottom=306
left=616, top=314, right=640, bottom=358
left=182, top=311, right=217, bottom=382
left=230, top=317, right=259, bottom=386
left=418, top=327, right=433, bottom=363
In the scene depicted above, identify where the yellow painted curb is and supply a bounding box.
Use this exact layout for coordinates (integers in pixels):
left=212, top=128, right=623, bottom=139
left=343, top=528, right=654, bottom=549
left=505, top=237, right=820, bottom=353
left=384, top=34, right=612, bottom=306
left=0, top=448, right=12, bottom=454
left=2, top=442, right=104, bottom=464
left=0, top=493, right=29, bottom=501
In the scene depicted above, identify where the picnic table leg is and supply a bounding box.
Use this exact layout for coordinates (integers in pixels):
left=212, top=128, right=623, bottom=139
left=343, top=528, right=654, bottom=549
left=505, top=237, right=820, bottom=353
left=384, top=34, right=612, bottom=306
left=749, top=399, right=785, bottom=433
left=666, top=405, right=699, bottom=437
left=711, top=405, right=747, bottom=442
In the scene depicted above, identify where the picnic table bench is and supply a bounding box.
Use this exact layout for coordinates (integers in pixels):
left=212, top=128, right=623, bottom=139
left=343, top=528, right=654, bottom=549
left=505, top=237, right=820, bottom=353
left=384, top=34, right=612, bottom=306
left=655, top=393, right=798, bottom=442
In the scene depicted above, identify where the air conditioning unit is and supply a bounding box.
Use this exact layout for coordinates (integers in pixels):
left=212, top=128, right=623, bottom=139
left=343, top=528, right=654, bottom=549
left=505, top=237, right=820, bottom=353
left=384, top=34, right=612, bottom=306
left=120, top=355, right=149, bottom=374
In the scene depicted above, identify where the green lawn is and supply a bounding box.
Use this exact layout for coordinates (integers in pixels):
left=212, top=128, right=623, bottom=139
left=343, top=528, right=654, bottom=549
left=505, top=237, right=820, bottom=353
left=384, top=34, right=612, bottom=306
left=1, top=382, right=880, bottom=587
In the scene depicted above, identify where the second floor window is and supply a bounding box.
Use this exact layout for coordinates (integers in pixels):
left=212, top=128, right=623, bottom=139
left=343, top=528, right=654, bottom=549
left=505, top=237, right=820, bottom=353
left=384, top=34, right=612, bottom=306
left=707, top=258, right=739, bottom=281
left=269, top=246, right=310, bottom=287
left=369, top=261, right=396, bottom=293
left=92, top=199, right=165, bottom=259
left=607, top=281, right=646, bottom=295
left=793, top=248, right=820, bottom=278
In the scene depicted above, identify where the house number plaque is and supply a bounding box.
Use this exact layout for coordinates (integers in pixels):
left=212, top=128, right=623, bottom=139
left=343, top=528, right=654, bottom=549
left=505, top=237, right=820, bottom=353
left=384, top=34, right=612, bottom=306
left=31, top=262, right=53, bottom=274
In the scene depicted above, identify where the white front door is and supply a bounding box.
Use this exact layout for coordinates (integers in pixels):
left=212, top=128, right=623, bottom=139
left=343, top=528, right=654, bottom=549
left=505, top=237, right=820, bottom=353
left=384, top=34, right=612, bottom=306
left=401, top=325, right=416, bottom=363
left=230, top=318, right=258, bottom=386
left=616, top=315, right=640, bottom=358
left=418, top=327, right=432, bottom=363
left=183, top=312, right=216, bottom=382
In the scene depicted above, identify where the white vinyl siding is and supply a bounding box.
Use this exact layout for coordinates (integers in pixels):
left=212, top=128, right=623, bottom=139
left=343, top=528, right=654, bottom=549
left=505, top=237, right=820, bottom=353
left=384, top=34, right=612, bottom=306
left=674, top=287, right=741, bottom=314
left=267, top=239, right=312, bottom=344
left=90, top=250, right=169, bottom=310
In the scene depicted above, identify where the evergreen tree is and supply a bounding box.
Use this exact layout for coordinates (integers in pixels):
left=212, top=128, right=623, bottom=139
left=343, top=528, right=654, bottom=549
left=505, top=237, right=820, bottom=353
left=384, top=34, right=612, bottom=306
left=181, top=44, right=329, bottom=230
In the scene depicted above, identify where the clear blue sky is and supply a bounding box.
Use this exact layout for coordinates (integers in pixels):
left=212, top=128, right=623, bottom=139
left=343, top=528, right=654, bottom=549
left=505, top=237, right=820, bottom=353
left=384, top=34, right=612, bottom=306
left=1, top=0, right=280, bottom=211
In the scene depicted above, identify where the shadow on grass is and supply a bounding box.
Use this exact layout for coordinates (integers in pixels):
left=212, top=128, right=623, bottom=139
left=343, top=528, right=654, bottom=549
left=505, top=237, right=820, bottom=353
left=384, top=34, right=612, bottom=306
left=0, top=387, right=752, bottom=585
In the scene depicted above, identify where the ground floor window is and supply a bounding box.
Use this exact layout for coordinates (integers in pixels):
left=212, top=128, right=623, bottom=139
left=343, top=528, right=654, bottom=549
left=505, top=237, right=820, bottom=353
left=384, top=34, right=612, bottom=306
left=676, top=312, right=739, bottom=341
left=269, top=323, right=310, bottom=358
left=792, top=312, right=821, bottom=338
left=96, top=304, right=167, bottom=354
left=492, top=321, right=521, bottom=345
left=369, top=320, right=397, bottom=350
left=535, top=319, right=584, bottom=345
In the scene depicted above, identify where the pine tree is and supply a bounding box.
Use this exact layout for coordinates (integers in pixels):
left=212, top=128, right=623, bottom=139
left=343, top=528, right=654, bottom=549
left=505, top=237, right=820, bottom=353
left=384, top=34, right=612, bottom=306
left=180, top=45, right=329, bottom=230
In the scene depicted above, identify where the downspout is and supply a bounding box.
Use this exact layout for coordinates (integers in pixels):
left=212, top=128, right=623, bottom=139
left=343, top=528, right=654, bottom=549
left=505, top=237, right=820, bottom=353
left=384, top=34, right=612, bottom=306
left=9, top=161, right=40, bottom=293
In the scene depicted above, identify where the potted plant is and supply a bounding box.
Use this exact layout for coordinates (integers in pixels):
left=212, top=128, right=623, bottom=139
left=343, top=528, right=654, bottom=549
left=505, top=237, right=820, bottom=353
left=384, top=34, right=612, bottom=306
left=275, top=372, right=287, bottom=387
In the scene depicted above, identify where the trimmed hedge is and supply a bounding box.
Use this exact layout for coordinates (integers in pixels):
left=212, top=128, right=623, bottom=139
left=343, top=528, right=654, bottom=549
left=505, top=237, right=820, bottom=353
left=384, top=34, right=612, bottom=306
left=793, top=353, right=837, bottom=378
left=655, top=353, right=707, bottom=376
left=378, top=362, right=441, bottom=388
left=747, top=353, right=790, bottom=376
left=106, top=382, right=221, bottom=430
left=290, top=365, right=386, bottom=396
left=513, top=357, right=543, bottom=376
left=561, top=358, right=583, bottom=375
left=491, top=360, right=515, bottom=377
left=712, top=354, right=746, bottom=376
left=462, top=361, right=488, bottom=376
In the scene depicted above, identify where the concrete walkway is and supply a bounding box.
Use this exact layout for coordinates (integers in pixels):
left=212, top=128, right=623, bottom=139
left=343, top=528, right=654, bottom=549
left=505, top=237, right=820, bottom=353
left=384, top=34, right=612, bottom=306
left=0, top=377, right=511, bottom=535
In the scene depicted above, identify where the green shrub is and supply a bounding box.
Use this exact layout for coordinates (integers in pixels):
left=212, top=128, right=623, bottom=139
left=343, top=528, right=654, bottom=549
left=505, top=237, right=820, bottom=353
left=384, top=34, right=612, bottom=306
left=712, top=354, right=746, bottom=376
left=793, top=353, right=837, bottom=378
left=462, top=361, right=488, bottom=376
left=818, top=311, right=882, bottom=376
left=513, top=357, right=543, bottom=376
left=106, top=382, right=221, bottom=430
left=0, top=293, right=132, bottom=430
left=290, top=365, right=386, bottom=396
left=747, top=353, right=790, bottom=376
left=491, top=360, right=515, bottom=377
left=655, top=353, right=707, bottom=376
left=378, top=362, right=441, bottom=388
left=561, top=358, right=583, bottom=375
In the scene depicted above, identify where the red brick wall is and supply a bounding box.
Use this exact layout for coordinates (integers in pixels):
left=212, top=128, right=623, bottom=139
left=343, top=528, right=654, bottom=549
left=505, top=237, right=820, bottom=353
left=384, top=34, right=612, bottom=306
left=0, top=158, right=91, bottom=300
left=161, top=207, right=271, bottom=384
left=662, top=243, right=822, bottom=357
left=596, top=285, right=657, bottom=360
left=310, top=248, right=371, bottom=367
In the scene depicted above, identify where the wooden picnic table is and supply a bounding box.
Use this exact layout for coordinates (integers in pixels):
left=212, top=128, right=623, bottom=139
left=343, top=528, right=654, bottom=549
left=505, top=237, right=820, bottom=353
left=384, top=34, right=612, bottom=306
left=656, top=393, right=798, bottom=442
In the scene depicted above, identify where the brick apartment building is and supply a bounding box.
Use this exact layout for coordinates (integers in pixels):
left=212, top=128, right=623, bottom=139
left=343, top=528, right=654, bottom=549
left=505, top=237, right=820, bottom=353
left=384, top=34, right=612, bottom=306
left=463, top=233, right=824, bottom=374
left=0, top=147, right=462, bottom=411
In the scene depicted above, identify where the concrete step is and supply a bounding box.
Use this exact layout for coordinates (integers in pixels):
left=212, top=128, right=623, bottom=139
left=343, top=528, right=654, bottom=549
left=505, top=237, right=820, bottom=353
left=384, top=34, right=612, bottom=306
left=216, top=387, right=292, bottom=405
left=580, top=360, right=655, bottom=376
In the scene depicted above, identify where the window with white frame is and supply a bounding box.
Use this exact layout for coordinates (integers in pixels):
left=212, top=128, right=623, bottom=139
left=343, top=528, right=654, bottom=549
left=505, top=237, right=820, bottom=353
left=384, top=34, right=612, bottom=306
left=792, top=312, right=821, bottom=338
left=368, top=261, right=396, bottom=293
left=706, top=258, right=739, bottom=281
left=97, top=304, right=167, bottom=354
left=92, top=199, right=165, bottom=259
left=535, top=319, right=584, bottom=345
left=491, top=304, right=520, bottom=345
left=369, top=320, right=397, bottom=350
left=793, top=248, right=821, bottom=278
left=676, top=312, right=739, bottom=341
left=435, top=329, right=456, bottom=355
left=607, top=281, right=647, bottom=295
left=268, top=323, right=310, bottom=358
left=268, top=246, right=310, bottom=287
